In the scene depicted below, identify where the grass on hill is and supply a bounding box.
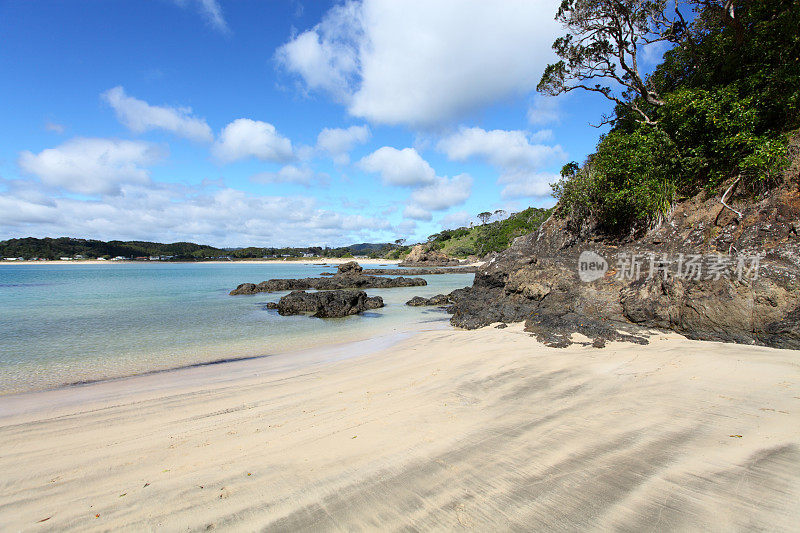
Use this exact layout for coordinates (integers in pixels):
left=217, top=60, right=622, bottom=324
left=425, top=207, right=552, bottom=258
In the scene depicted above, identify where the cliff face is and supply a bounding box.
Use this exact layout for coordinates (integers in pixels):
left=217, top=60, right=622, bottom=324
left=450, top=178, right=800, bottom=349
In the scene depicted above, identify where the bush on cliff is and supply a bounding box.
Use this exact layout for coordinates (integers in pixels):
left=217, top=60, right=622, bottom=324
left=546, top=0, right=800, bottom=234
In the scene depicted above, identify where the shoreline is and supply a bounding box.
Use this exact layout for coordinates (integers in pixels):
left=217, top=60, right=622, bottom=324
left=0, top=318, right=452, bottom=400
left=0, top=328, right=425, bottom=424
left=0, top=258, right=402, bottom=266
left=1, top=324, right=798, bottom=530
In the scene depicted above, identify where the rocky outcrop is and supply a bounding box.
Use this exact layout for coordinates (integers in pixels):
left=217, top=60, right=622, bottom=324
left=266, top=290, right=384, bottom=318
left=336, top=261, right=363, bottom=274
left=405, top=294, right=451, bottom=306
left=448, top=181, right=800, bottom=349
left=399, top=245, right=462, bottom=267
left=321, top=266, right=480, bottom=276
left=230, top=262, right=426, bottom=295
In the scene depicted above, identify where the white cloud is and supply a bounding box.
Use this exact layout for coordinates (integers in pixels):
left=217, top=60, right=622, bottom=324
left=212, top=119, right=294, bottom=163
left=499, top=171, right=559, bottom=200
left=276, top=0, right=561, bottom=127
left=316, top=125, right=370, bottom=164
left=529, top=129, right=554, bottom=143
left=0, top=183, right=392, bottom=247
left=275, top=2, right=362, bottom=100
left=18, top=138, right=165, bottom=196
left=44, top=121, right=65, bottom=134
left=250, top=165, right=330, bottom=187
left=527, top=95, right=561, bottom=125
left=440, top=210, right=473, bottom=229
left=437, top=127, right=564, bottom=169
left=102, top=86, right=213, bottom=143
left=438, top=127, right=566, bottom=201
left=357, top=146, right=435, bottom=187
left=410, top=173, right=472, bottom=211
left=174, top=0, right=229, bottom=33
left=403, top=204, right=432, bottom=221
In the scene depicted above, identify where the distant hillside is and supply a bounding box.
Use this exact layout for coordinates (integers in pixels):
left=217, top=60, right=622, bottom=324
left=0, top=237, right=396, bottom=260
left=424, top=207, right=552, bottom=258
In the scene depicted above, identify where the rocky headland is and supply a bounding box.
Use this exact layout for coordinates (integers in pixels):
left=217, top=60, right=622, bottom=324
left=265, top=289, right=384, bottom=318
left=230, top=261, right=426, bottom=295
left=442, top=179, right=800, bottom=349
left=399, top=245, right=463, bottom=267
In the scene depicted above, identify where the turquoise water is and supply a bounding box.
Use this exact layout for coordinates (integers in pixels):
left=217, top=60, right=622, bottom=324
left=0, top=263, right=473, bottom=394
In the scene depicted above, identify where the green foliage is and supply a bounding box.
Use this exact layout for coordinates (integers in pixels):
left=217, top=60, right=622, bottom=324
left=550, top=0, right=799, bottom=233
left=427, top=207, right=552, bottom=258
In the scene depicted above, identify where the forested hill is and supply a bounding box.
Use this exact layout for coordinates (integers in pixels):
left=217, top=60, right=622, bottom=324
left=423, top=207, right=553, bottom=258
left=0, top=237, right=395, bottom=260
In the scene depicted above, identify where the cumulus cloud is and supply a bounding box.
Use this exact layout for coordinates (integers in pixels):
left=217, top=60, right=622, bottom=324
left=437, top=127, right=564, bottom=169
left=102, top=86, right=213, bottom=143
left=499, top=171, right=559, bottom=200
left=18, top=138, right=165, bottom=196
left=276, top=0, right=560, bottom=127
left=440, top=210, right=473, bottom=230
left=438, top=127, right=566, bottom=201
left=0, top=183, right=392, bottom=247
left=357, top=146, right=435, bottom=187
left=250, top=165, right=330, bottom=187
left=275, top=2, right=362, bottom=100
left=316, top=125, right=370, bottom=164
left=403, top=204, right=432, bottom=221
left=527, top=95, right=561, bottom=125
left=212, top=119, right=294, bottom=163
left=174, top=0, right=229, bottom=33
left=409, top=173, right=472, bottom=211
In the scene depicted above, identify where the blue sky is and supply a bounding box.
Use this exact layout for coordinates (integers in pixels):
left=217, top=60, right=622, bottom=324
left=0, top=0, right=649, bottom=247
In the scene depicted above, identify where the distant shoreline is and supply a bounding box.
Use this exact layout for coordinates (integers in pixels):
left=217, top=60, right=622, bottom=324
left=0, top=258, right=402, bottom=266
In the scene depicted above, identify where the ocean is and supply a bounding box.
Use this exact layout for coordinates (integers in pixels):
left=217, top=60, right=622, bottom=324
left=0, top=263, right=473, bottom=394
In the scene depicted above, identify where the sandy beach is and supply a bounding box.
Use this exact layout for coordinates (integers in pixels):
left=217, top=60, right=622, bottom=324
left=0, top=324, right=798, bottom=531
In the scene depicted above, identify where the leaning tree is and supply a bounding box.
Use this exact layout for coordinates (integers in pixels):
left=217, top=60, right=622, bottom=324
left=537, top=0, right=694, bottom=125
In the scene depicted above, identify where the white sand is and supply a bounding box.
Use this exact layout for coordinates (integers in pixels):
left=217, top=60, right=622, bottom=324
left=0, top=324, right=798, bottom=531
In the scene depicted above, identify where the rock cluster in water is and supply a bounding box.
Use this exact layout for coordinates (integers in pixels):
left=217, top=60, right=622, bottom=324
left=405, top=294, right=452, bottom=306
left=321, top=266, right=479, bottom=276
left=266, top=289, right=384, bottom=318
left=230, top=261, right=426, bottom=295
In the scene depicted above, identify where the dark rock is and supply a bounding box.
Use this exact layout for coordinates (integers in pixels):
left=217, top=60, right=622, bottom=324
left=322, top=266, right=480, bottom=276
left=230, top=262, right=427, bottom=295
left=405, top=294, right=452, bottom=307
left=524, top=312, right=648, bottom=348
left=495, top=323, right=508, bottom=329
left=275, top=290, right=384, bottom=318
left=406, top=296, right=430, bottom=307
left=364, top=295, right=385, bottom=310
left=337, top=261, right=363, bottom=274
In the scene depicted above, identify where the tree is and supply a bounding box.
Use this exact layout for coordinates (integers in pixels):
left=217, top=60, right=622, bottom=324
left=394, top=238, right=406, bottom=247
left=477, top=211, right=492, bottom=225
left=493, top=209, right=507, bottom=221
left=537, top=0, right=688, bottom=125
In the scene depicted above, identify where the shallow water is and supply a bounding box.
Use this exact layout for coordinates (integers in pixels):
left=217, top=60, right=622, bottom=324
left=0, top=263, right=473, bottom=394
